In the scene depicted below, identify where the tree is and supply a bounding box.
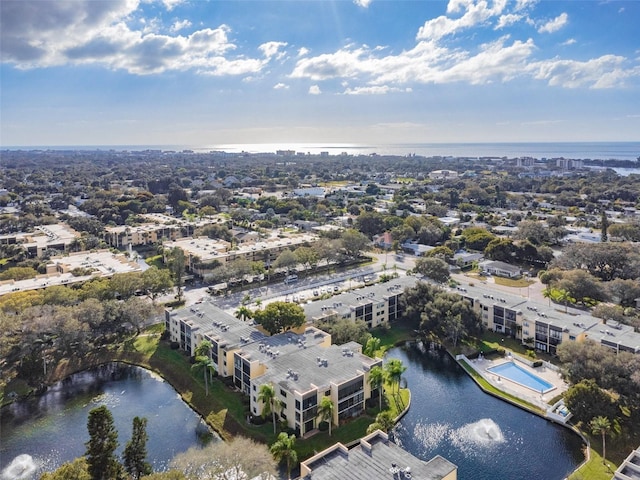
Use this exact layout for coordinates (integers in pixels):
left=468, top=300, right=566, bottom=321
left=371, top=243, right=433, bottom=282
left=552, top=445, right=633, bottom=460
left=368, top=365, right=386, bottom=411
left=590, top=416, right=612, bottom=465
left=355, top=211, right=386, bottom=238
left=341, top=229, right=370, bottom=260
left=142, top=267, right=174, bottom=304
left=123, top=417, right=152, bottom=480
left=317, top=396, right=335, bottom=436
left=234, top=305, right=253, bottom=322
left=366, top=411, right=395, bottom=434
left=257, top=383, right=278, bottom=434
left=515, top=220, right=549, bottom=245
left=253, top=301, right=305, bottom=335
left=167, top=247, right=186, bottom=302
left=40, top=458, right=91, bottom=480
left=272, top=249, right=298, bottom=273
left=363, top=337, right=381, bottom=358
left=563, top=379, right=617, bottom=425
left=600, top=210, right=609, bottom=242
left=171, top=436, right=276, bottom=480
left=414, top=257, right=450, bottom=283
left=384, top=358, right=406, bottom=396
left=85, top=405, right=122, bottom=480
left=193, top=340, right=214, bottom=396
left=270, top=433, right=298, bottom=480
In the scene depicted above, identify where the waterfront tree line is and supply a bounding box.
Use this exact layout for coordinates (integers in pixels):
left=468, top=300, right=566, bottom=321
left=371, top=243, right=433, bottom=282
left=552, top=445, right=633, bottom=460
left=40, top=405, right=277, bottom=480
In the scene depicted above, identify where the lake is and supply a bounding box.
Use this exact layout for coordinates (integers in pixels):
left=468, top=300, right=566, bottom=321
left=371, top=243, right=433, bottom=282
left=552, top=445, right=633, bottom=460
left=0, top=363, right=218, bottom=480
left=1, top=347, right=586, bottom=480
left=390, top=344, right=585, bottom=480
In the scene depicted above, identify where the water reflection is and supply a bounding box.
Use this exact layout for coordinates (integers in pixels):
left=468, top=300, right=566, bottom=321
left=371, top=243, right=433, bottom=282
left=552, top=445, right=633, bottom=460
left=390, top=343, right=584, bottom=480
left=1, top=363, right=218, bottom=479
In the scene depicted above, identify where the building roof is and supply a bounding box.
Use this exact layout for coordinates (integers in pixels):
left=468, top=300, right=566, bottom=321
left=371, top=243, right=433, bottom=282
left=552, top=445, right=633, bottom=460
left=253, top=340, right=379, bottom=394
left=303, top=276, right=417, bottom=322
left=300, top=430, right=457, bottom=480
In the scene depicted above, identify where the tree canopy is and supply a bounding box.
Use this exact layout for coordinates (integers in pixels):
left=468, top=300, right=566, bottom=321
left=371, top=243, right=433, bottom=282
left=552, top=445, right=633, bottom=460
left=253, top=301, right=305, bottom=335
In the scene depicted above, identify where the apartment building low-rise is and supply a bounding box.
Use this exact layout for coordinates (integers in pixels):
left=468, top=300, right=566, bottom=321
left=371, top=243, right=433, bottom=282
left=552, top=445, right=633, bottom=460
left=300, top=430, right=457, bottom=480
left=104, top=224, right=181, bottom=247
left=165, top=301, right=381, bottom=437
left=0, top=223, right=79, bottom=257
left=456, top=282, right=640, bottom=355
left=164, top=233, right=318, bottom=276
left=303, top=276, right=416, bottom=329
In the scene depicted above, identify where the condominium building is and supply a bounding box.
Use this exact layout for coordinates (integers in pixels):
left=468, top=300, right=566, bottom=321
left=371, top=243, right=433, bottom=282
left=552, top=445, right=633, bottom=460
left=300, top=430, right=457, bottom=480
left=164, top=233, right=318, bottom=276
left=455, top=282, right=640, bottom=355
left=165, top=301, right=381, bottom=437
left=104, top=223, right=181, bottom=247
left=303, top=276, right=416, bottom=329
left=0, top=223, right=79, bottom=257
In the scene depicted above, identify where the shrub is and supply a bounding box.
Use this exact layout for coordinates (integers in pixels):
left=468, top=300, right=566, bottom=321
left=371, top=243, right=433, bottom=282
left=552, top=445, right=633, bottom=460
left=318, top=421, right=329, bottom=432
left=170, top=341, right=180, bottom=350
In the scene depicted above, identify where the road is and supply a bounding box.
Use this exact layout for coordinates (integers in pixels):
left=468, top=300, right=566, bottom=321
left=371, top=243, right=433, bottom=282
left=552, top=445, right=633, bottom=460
left=175, top=253, right=414, bottom=314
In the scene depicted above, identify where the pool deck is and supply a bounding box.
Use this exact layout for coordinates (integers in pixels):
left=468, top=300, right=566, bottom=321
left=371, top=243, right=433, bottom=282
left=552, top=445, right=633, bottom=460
left=460, top=351, right=570, bottom=414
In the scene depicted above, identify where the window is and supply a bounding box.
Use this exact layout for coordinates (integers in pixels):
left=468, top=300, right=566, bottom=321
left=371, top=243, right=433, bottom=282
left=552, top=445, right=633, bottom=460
left=280, top=389, right=287, bottom=397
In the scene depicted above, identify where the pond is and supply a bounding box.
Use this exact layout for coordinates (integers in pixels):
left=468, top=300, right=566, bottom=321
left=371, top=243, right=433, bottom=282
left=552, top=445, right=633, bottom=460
left=389, top=343, right=585, bottom=480
left=1, top=363, right=218, bottom=480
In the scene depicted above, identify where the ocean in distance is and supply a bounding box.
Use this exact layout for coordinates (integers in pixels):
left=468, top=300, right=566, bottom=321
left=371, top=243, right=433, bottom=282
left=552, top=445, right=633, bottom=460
left=6, top=141, right=640, bottom=161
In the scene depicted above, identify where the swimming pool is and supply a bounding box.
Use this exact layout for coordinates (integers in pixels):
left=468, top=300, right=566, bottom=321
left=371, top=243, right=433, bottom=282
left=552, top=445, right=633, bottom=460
left=487, top=361, right=555, bottom=393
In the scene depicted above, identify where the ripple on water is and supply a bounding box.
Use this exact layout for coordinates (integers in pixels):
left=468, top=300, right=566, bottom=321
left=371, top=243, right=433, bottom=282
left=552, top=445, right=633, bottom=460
left=414, top=422, right=450, bottom=452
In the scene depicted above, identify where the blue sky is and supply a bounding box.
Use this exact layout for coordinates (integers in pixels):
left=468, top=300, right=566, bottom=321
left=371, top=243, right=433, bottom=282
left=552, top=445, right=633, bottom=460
left=1, top=0, right=639, bottom=147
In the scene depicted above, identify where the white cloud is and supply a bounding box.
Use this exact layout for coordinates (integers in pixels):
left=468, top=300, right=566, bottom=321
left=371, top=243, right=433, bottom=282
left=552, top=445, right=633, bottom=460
left=343, top=85, right=408, bottom=95
left=162, top=0, right=184, bottom=11
left=259, top=41, right=287, bottom=59
left=561, top=38, right=576, bottom=46
left=309, top=85, right=322, bottom=95
left=298, top=47, right=310, bottom=57
left=170, top=19, right=192, bottom=33
left=528, top=54, right=633, bottom=88
left=417, top=0, right=507, bottom=40
left=495, top=13, right=523, bottom=29
left=274, top=83, right=289, bottom=89
left=353, top=0, right=372, bottom=7
left=0, top=1, right=275, bottom=76
left=538, top=12, right=568, bottom=34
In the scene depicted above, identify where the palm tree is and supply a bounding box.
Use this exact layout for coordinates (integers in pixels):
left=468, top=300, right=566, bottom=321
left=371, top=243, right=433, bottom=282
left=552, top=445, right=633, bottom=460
left=192, top=341, right=214, bottom=396
left=555, top=288, right=574, bottom=313
left=234, top=305, right=253, bottom=322
left=385, top=358, right=407, bottom=396
left=258, top=383, right=278, bottom=434
left=317, top=396, right=335, bottom=437
left=590, top=416, right=612, bottom=465
left=368, top=366, right=386, bottom=411
left=270, top=432, right=298, bottom=480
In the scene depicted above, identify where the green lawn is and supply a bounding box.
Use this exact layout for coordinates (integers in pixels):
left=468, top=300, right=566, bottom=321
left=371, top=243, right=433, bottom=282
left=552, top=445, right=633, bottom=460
left=492, top=277, right=535, bottom=288
left=569, top=448, right=616, bottom=480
